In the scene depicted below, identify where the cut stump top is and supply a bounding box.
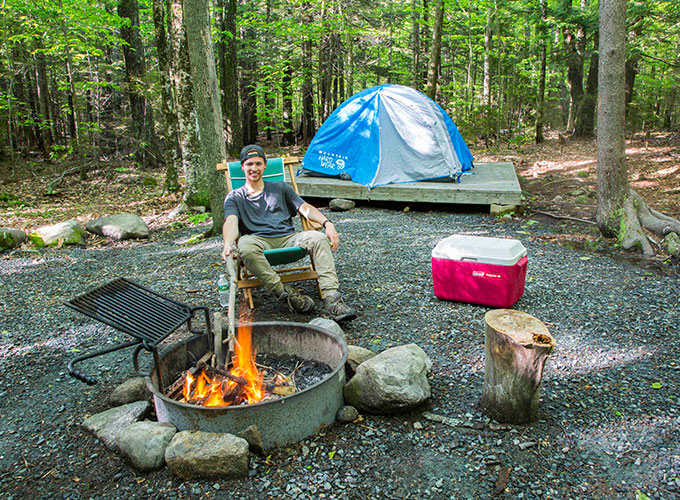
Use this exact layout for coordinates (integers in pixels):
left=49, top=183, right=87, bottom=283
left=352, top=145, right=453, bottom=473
left=484, top=309, right=555, bottom=349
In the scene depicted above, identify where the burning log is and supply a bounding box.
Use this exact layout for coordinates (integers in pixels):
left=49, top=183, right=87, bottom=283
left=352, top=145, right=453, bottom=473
left=480, top=309, right=555, bottom=424
left=204, top=365, right=248, bottom=386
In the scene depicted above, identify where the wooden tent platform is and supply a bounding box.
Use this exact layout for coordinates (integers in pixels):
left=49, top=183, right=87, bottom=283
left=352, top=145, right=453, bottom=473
left=292, top=162, right=522, bottom=209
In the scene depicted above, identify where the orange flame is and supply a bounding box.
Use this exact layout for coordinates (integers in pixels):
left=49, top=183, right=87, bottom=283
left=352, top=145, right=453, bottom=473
left=182, top=308, right=265, bottom=407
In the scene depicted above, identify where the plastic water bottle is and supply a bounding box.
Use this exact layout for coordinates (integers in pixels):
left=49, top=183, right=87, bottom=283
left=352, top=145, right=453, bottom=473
left=217, top=274, right=229, bottom=307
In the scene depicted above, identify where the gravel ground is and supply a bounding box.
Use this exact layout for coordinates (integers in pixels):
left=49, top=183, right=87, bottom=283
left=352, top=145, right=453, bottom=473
left=1, top=205, right=678, bottom=500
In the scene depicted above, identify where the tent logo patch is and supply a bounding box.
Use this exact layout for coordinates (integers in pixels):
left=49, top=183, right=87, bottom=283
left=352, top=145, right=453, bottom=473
left=317, top=151, right=349, bottom=171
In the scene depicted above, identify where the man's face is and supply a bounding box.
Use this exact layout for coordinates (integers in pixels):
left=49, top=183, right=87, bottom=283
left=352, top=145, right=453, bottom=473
left=241, top=156, right=266, bottom=182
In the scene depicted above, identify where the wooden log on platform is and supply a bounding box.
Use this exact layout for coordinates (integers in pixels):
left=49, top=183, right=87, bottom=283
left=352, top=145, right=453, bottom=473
left=480, top=309, right=555, bottom=424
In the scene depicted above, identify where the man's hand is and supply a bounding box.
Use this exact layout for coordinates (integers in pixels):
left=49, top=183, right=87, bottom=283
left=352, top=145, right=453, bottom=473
left=221, top=243, right=233, bottom=262
left=324, top=222, right=339, bottom=251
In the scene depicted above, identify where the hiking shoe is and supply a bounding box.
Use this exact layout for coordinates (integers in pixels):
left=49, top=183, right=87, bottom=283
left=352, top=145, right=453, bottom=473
left=324, top=292, right=357, bottom=322
left=279, top=285, right=314, bottom=313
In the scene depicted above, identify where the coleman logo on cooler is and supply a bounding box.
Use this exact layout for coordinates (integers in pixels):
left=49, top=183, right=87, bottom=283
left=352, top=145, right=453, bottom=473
left=472, top=270, right=502, bottom=279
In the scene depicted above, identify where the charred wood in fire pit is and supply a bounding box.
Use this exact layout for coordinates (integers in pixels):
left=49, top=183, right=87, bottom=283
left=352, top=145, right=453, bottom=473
left=204, top=365, right=248, bottom=386
left=164, top=374, right=188, bottom=400
left=480, top=309, right=555, bottom=424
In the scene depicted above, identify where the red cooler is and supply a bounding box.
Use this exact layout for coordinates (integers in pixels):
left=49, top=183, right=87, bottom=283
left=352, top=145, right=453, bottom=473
left=432, top=235, right=528, bottom=308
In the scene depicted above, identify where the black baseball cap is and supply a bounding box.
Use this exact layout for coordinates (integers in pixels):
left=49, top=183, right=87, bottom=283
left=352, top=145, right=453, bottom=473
left=240, top=144, right=267, bottom=163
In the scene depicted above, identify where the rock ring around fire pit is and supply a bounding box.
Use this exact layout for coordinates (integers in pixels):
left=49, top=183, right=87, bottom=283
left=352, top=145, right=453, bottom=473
left=145, top=321, right=347, bottom=450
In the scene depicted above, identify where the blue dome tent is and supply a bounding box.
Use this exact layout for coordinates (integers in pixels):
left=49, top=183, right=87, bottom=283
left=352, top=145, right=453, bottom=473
left=301, top=84, right=474, bottom=189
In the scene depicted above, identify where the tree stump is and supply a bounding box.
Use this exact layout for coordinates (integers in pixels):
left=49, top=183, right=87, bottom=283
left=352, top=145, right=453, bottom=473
left=480, top=309, right=555, bottom=424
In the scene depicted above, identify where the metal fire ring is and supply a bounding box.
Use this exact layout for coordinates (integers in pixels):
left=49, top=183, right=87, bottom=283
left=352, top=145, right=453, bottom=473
left=146, top=321, right=347, bottom=449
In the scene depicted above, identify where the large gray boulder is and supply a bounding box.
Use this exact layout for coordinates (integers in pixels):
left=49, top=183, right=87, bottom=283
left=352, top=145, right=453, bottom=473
left=86, top=213, right=150, bottom=240
left=0, top=228, right=26, bottom=250
left=165, top=430, right=249, bottom=479
left=344, top=343, right=431, bottom=414
left=117, top=421, right=177, bottom=471
left=28, top=220, right=86, bottom=247
left=81, top=401, right=150, bottom=450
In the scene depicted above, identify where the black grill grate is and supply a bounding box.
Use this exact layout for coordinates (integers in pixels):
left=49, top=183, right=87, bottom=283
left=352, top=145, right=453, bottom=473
left=65, top=277, right=211, bottom=389
left=66, top=277, right=192, bottom=346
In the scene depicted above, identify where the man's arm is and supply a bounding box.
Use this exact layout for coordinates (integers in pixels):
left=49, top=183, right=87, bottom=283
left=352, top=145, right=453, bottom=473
left=298, top=202, right=339, bottom=251
left=221, top=214, right=239, bottom=261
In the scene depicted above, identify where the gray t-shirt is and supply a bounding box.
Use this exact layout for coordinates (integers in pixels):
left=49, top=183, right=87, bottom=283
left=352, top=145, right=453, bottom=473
left=224, top=181, right=305, bottom=237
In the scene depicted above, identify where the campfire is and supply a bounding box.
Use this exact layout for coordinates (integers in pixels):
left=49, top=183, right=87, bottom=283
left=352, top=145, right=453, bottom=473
left=164, top=314, right=298, bottom=407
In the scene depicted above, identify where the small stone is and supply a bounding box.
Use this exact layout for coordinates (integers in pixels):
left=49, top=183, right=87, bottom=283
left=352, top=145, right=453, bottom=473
left=413, top=421, right=423, bottom=429
left=664, top=232, right=680, bottom=258
left=236, top=425, right=265, bottom=455
left=309, top=318, right=345, bottom=342
left=336, top=405, right=359, bottom=423
left=329, top=199, right=355, bottom=212
left=518, top=441, right=536, bottom=450
left=490, top=204, right=521, bottom=217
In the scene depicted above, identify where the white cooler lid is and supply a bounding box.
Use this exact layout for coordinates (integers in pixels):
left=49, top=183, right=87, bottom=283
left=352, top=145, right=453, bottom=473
left=432, top=235, right=527, bottom=266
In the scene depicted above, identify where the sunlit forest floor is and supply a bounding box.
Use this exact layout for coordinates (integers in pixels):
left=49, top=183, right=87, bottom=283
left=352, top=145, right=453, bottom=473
left=1, top=131, right=679, bottom=258
left=474, top=131, right=680, bottom=222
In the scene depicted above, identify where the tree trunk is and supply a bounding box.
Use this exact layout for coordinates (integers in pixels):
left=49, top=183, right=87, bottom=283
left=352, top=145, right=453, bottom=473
left=480, top=309, right=555, bottom=424
left=345, top=33, right=354, bottom=98
left=425, top=0, right=444, bottom=100
left=216, top=0, right=241, bottom=155
left=300, top=2, right=315, bottom=143
left=58, top=0, right=79, bottom=154
left=170, top=0, right=201, bottom=205
left=24, top=65, right=47, bottom=155
left=596, top=0, right=680, bottom=255
left=118, top=0, right=158, bottom=168
left=664, top=35, right=680, bottom=130
left=562, top=0, right=585, bottom=135
left=535, top=0, right=547, bottom=144
left=152, top=0, right=180, bottom=193
left=282, top=63, right=294, bottom=146
left=318, top=0, right=332, bottom=121
left=240, top=25, right=257, bottom=145
left=411, top=0, right=421, bottom=91
left=577, top=33, right=598, bottom=137
left=624, top=52, right=641, bottom=115
left=482, top=3, right=494, bottom=106
left=183, top=0, right=227, bottom=234
left=34, top=38, right=53, bottom=154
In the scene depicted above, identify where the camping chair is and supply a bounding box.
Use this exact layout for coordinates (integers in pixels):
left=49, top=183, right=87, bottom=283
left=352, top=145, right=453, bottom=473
left=216, top=157, right=323, bottom=309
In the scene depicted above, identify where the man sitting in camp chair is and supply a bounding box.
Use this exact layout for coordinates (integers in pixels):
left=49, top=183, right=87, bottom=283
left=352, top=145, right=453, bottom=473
left=221, top=144, right=357, bottom=322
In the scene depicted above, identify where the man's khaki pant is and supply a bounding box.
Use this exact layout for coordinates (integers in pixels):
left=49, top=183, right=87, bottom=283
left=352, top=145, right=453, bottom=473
left=237, top=231, right=339, bottom=297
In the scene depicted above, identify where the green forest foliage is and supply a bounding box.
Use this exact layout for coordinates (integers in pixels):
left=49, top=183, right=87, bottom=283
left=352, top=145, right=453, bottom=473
left=0, top=0, right=679, bottom=164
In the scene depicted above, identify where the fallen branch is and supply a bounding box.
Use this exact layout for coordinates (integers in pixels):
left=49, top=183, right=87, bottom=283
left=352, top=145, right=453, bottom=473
left=533, top=210, right=596, bottom=225
left=46, top=165, right=88, bottom=193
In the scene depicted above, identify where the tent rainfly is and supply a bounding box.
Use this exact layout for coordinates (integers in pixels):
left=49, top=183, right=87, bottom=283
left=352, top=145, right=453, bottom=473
left=301, top=84, right=474, bottom=189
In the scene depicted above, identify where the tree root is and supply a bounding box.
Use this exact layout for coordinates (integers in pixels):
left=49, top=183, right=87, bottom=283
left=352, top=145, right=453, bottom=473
left=620, top=190, right=680, bottom=256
